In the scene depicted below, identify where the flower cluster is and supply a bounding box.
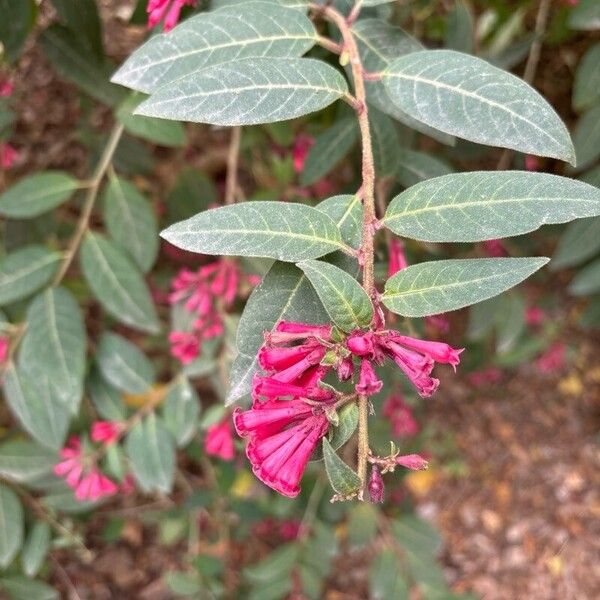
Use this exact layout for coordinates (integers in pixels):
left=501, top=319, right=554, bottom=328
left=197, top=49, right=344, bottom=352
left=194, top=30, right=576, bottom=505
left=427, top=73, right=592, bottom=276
left=168, top=259, right=259, bottom=365
left=234, top=320, right=462, bottom=497
left=147, top=0, right=196, bottom=32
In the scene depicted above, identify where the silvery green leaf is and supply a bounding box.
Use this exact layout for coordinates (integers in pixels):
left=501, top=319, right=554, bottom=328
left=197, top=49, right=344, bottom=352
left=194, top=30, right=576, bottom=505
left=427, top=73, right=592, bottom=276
left=395, top=149, right=454, bottom=189
left=573, top=43, right=600, bottom=112
left=0, top=171, right=79, bottom=218
left=103, top=175, right=159, bottom=273
left=312, top=403, right=358, bottom=461
left=316, top=194, right=362, bottom=249
left=162, top=377, right=200, bottom=447
left=112, top=1, right=317, bottom=94
left=552, top=217, right=600, bottom=269
left=369, top=550, right=410, bottom=600
left=322, top=438, right=361, bottom=497
left=21, top=522, right=51, bottom=578
left=96, top=332, right=155, bottom=395
left=383, top=50, right=575, bottom=163
left=0, top=484, right=23, bottom=568
left=136, top=57, right=348, bottom=126
left=571, top=104, right=600, bottom=173
left=369, top=109, right=400, bottom=177
left=568, top=0, right=600, bottom=31
left=19, top=288, right=86, bottom=413
left=87, top=370, right=128, bottom=421
left=0, top=440, right=57, bottom=484
left=80, top=232, right=160, bottom=333
left=2, top=364, right=70, bottom=450
left=0, top=246, right=61, bottom=306
left=300, top=117, right=358, bottom=186
left=581, top=165, right=600, bottom=188
left=298, top=260, right=373, bottom=332
left=383, top=171, right=600, bottom=242
left=351, top=19, right=454, bottom=146
left=0, top=577, right=58, bottom=600
left=569, top=258, right=600, bottom=296
left=161, top=201, right=349, bottom=262
left=125, top=413, right=175, bottom=493
left=382, top=257, right=549, bottom=317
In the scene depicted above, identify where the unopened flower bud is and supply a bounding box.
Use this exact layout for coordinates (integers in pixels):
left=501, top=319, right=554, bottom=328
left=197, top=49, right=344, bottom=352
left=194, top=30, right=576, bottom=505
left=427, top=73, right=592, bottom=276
left=336, top=356, right=353, bottom=381
left=396, top=453, right=428, bottom=471
left=368, top=465, right=384, bottom=503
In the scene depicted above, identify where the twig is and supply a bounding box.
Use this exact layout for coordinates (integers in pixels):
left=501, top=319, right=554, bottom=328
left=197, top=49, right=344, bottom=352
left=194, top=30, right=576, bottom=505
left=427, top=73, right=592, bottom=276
left=224, top=126, right=241, bottom=205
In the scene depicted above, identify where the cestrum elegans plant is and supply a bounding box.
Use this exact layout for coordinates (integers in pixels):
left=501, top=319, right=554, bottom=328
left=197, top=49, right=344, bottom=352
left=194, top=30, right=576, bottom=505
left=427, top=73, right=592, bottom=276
left=113, top=0, right=600, bottom=501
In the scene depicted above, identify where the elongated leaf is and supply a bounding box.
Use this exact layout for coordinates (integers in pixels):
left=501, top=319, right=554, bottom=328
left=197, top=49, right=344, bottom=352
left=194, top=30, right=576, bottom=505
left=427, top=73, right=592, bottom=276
left=552, top=217, right=600, bottom=269
left=573, top=43, right=600, bottom=112
left=370, top=550, right=410, bottom=600
left=166, top=168, right=217, bottom=225
left=87, top=370, right=128, bottom=421
left=384, top=171, right=600, bottom=242
left=0, top=0, right=35, bottom=63
left=2, top=364, right=70, bottom=450
left=162, top=377, right=200, bottom=447
left=571, top=104, right=600, bottom=173
left=351, top=19, right=454, bottom=146
left=161, top=201, right=348, bottom=262
left=312, top=402, right=358, bottom=461
left=52, top=0, right=103, bottom=58
left=445, top=0, right=474, bottom=54
left=0, top=171, right=78, bottom=218
left=136, top=57, right=348, bottom=126
left=113, top=1, right=318, bottom=93
left=103, top=175, right=159, bottom=273
left=0, top=440, right=57, bottom=484
left=0, top=484, right=23, bottom=568
left=300, top=117, right=358, bottom=186
left=125, top=413, right=175, bottom=493
left=317, top=195, right=362, bottom=248
left=80, top=232, right=160, bottom=333
left=96, top=332, right=155, bottom=394
left=392, top=515, right=441, bottom=557
left=322, top=437, right=361, bottom=496
left=569, top=258, right=600, bottom=296
left=395, top=149, right=454, bottom=189
left=0, top=576, right=58, bottom=600
left=19, top=288, right=86, bottom=413
left=383, top=50, right=575, bottom=163
left=116, top=93, right=186, bottom=147
left=298, top=260, right=372, bottom=332
left=382, top=257, right=549, bottom=317
left=568, top=0, right=600, bottom=31
left=0, top=246, right=61, bottom=306
left=369, top=109, right=400, bottom=177
left=21, top=521, right=51, bottom=578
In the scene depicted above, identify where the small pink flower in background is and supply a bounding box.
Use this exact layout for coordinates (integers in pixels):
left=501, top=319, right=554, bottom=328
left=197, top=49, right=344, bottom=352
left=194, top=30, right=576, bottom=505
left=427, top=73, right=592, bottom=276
left=536, top=342, right=566, bottom=373
left=0, top=143, right=19, bottom=169
left=368, top=465, right=384, bottom=503
left=279, top=519, right=305, bottom=541
left=0, top=336, right=9, bottom=363
left=0, top=78, right=13, bottom=97
left=387, top=238, right=408, bottom=277
left=91, top=421, right=123, bottom=445
left=524, top=155, right=540, bottom=171
left=425, top=314, right=450, bottom=335
left=147, top=0, right=196, bottom=31
left=169, top=331, right=200, bottom=365
left=396, top=453, right=428, bottom=471
left=292, top=134, right=314, bottom=173
left=205, top=419, right=235, bottom=461
left=312, top=178, right=335, bottom=197
left=467, top=366, right=503, bottom=388
left=525, top=306, right=546, bottom=327
left=482, top=239, right=507, bottom=257
left=120, top=474, right=136, bottom=495
left=382, top=394, right=419, bottom=437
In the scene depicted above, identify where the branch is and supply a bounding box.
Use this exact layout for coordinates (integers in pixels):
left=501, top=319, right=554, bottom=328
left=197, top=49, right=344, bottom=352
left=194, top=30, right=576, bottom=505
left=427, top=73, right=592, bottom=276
left=224, top=126, right=242, bottom=205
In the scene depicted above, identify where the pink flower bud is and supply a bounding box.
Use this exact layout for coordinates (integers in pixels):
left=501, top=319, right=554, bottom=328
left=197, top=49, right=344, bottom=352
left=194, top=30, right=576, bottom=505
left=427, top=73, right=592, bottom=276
left=91, top=421, right=123, bottom=445
left=346, top=331, right=374, bottom=356
left=336, top=356, right=354, bottom=381
left=368, top=465, right=384, bottom=503
left=396, top=454, right=428, bottom=471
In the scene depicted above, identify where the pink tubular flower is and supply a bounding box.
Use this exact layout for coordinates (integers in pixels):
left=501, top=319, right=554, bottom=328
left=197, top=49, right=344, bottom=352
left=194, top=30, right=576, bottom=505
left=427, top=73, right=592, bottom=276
left=0, top=336, right=9, bottom=363
left=0, top=143, right=19, bottom=169
left=382, top=394, right=419, bottom=437
left=396, top=453, right=428, bottom=471
left=75, top=471, right=119, bottom=502
left=169, top=331, right=200, bottom=365
left=535, top=342, right=566, bottom=373
left=292, top=134, right=315, bottom=173
left=252, top=375, right=334, bottom=402
left=368, top=465, right=384, bottom=503
left=387, top=238, right=408, bottom=277
left=91, top=421, right=123, bottom=445
left=524, top=155, right=540, bottom=171
left=356, top=359, right=383, bottom=396
left=147, top=0, right=196, bottom=31
left=385, top=334, right=463, bottom=371
left=205, top=419, right=235, bottom=461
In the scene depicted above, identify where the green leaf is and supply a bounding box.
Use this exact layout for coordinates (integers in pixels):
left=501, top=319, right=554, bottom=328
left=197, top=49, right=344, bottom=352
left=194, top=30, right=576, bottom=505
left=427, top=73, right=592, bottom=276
left=244, top=544, right=298, bottom=583
left=40, top=25, right=125, bottom=106
left=369, top=109, right=400, bottom=177
left=351, top=19, right=454, bottom=146
left=395, top=149, right=454, bottom=189
left=552, top=217, right=600, bottom=269
left=571, top=104, right=600, bottom=173
left=0, top=483, right=24, bottom=568
left=21, top=522, right=51, bottom=578
left=161, top=201, right=348, bottom=262
left=0, top=171, right=79, bottom=218
left=136, top=57, right=348, bottom=126
left=227, top=262, right=329, bottom=404
left=0, top=576, right=58, bottom=600
left=116, top=93, right=186, bottom=147
left=112, top=1, right=318, bottom=94
left=316, top=194, right=362, bottom=248
left=383, top=171, right=600, bottom=242
left=322, top=437, right=361, bottom=496
left=166, top=168, right=217, bottom=225
left=0, top=246, right=61, bottom=306
left=125, top=413, right=176, bottom=493
left=96, top=332, right=155, bottom=394
left=383, top=50, right=575, bottom=163
left=445, top=0, right=474, bottom=54
left=569, top=258, right=600, bottom=296
left=51, top=0, right=103, bottom=58
left=573, top=43, right=600, bottom=112
left=0, top=0, right=36, bottom=63
left=312, top=403, right=358, bottom=461
left=568, top=0, right=600, bottom=31
left=1, top=364, right=70, bottom=450
left=298, top=260, right=372, bottom=332
left=0, top=440, right=57, bottom=484
left=103, top=175, right=159, bottom=273
left=80, top=232, right=160, bottom=333
left=162, top=377, right=200, bottom=447
left=19, top=287, right=86, bottom=413
left=369, top=549, right=409, bottom=600
left=88, top=370, right=128, bottom=421
left=495, top=292, right=526, bottom=354
left=382, top=257, right=549, bottom=317
left=392, top=515, right=441, bottom=557
left=300, top=117, right=358, bottom=186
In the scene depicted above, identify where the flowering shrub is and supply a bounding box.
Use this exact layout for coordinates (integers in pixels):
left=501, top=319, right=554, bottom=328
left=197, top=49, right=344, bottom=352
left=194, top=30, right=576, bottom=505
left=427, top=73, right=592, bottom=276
left=0, top=0, right=599, bottom=597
